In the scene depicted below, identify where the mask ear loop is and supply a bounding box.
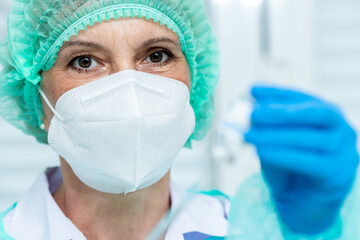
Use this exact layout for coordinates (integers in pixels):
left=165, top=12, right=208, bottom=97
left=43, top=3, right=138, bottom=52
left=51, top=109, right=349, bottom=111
left=38, top=88, right=64, bottom=121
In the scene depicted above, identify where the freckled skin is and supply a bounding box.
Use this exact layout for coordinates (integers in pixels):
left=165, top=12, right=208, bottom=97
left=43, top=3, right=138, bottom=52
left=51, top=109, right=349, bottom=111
left=40, top=18, right=191, bottom=240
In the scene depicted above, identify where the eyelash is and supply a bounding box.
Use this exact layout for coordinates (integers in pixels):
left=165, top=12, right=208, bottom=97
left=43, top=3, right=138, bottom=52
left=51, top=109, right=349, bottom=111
left=68, top=55, right=98, bottom=73
left=67, top=48, right=176, bottom=73
left=145, top=48, right=176, bottom=66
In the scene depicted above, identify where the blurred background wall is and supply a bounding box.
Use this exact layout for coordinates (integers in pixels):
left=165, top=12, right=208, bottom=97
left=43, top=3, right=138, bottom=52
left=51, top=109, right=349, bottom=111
left=0, top=0, right=360, bottom=211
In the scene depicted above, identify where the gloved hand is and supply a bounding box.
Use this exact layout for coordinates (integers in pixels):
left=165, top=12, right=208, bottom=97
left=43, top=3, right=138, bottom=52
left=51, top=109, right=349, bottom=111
left=244, top=86, right=359, bottom=235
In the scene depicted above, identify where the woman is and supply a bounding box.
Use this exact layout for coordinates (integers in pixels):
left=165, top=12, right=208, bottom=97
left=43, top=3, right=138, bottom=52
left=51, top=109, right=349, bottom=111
left=0, top=0, right=359, bottom=239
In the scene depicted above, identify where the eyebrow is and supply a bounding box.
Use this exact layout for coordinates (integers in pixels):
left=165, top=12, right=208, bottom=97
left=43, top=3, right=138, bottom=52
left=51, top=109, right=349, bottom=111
left=141, top=38, right=181, bottom=48
left=59, top=37, right=181, bottom=55
left=59, top=41, right=105, bottom=54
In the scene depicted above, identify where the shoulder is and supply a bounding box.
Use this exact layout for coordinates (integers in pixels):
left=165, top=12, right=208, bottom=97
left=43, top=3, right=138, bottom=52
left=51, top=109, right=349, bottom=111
left=0, top=168, right=66, bottom=240
left=195, top=189, right=231, bottom=220
left=166, top=182, right=230, bottom=239
left=170, top=182, right=230, bottom=223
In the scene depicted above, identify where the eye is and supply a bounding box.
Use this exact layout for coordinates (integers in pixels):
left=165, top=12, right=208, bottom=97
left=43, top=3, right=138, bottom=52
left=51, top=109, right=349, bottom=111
left=72, top=56, right=99, bottom=70
left=145, top=51, right=170, bottom=64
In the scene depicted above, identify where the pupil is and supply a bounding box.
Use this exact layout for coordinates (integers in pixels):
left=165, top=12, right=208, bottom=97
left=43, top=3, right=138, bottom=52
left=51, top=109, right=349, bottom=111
left=79, top=57, right=92, bottom=68
left=150, top=52, right=163, bottom=63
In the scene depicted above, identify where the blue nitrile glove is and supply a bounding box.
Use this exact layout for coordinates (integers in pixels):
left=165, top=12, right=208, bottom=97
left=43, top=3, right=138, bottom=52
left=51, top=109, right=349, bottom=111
left=244, top=86, right=359, bottom=235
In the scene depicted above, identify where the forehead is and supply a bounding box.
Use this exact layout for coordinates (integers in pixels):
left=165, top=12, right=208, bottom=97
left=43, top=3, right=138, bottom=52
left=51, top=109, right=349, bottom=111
left=68, top=17, right=181, bottom=46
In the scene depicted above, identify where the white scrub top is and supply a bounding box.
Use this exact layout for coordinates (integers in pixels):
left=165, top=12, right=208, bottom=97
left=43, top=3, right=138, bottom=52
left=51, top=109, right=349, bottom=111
left=0, top=167, right=229, bottom=240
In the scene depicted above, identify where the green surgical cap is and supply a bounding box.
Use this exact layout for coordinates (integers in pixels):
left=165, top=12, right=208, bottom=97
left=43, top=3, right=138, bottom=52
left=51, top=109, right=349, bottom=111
left=0, top=0, right=220, bottom=145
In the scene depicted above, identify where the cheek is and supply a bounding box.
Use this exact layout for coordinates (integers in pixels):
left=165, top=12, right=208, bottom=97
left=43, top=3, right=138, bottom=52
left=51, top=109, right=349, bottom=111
left=173, top=61, right=191, bottom=90
left=41, top=69, right=78, bottom=107
left=158, top=60, right=191, bottom=90
left=183, top=65, right=191, bottom=89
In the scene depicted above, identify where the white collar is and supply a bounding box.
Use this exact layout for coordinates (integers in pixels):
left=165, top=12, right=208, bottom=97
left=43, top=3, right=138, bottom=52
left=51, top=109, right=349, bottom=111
left=5, top=167, right=228, bottom=240
left=8, top=168, right=86, bottom=240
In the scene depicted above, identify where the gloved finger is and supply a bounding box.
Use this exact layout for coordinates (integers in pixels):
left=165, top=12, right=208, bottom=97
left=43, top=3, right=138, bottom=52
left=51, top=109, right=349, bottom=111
left=251, top=85, right=318, bottom=103
left=244, top=126, right=344, bottom=152
left=260, top=163, right=295, bottom=196
left=258, top=143, right=359, bottom=182
left=324, top=141, right=360, bottom=188
left=256, top=146, right=338, bottom=178
left=251, top=102, right=342, bottom=128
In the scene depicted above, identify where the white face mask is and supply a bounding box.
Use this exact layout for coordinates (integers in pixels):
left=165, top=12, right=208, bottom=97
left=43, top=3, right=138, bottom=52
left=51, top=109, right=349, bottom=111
left=39, top=70, right=195, bottom=194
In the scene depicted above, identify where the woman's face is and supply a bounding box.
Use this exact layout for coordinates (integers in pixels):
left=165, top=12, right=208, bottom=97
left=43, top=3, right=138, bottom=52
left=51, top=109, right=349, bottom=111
left=41, top=17, right=191, bottom=129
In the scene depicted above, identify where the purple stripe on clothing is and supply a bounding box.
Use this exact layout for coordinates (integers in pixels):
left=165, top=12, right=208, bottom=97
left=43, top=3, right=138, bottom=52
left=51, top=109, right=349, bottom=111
left=46, top=167, right=63, bottom=194
left=183, top=232, right=212, bottom=240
